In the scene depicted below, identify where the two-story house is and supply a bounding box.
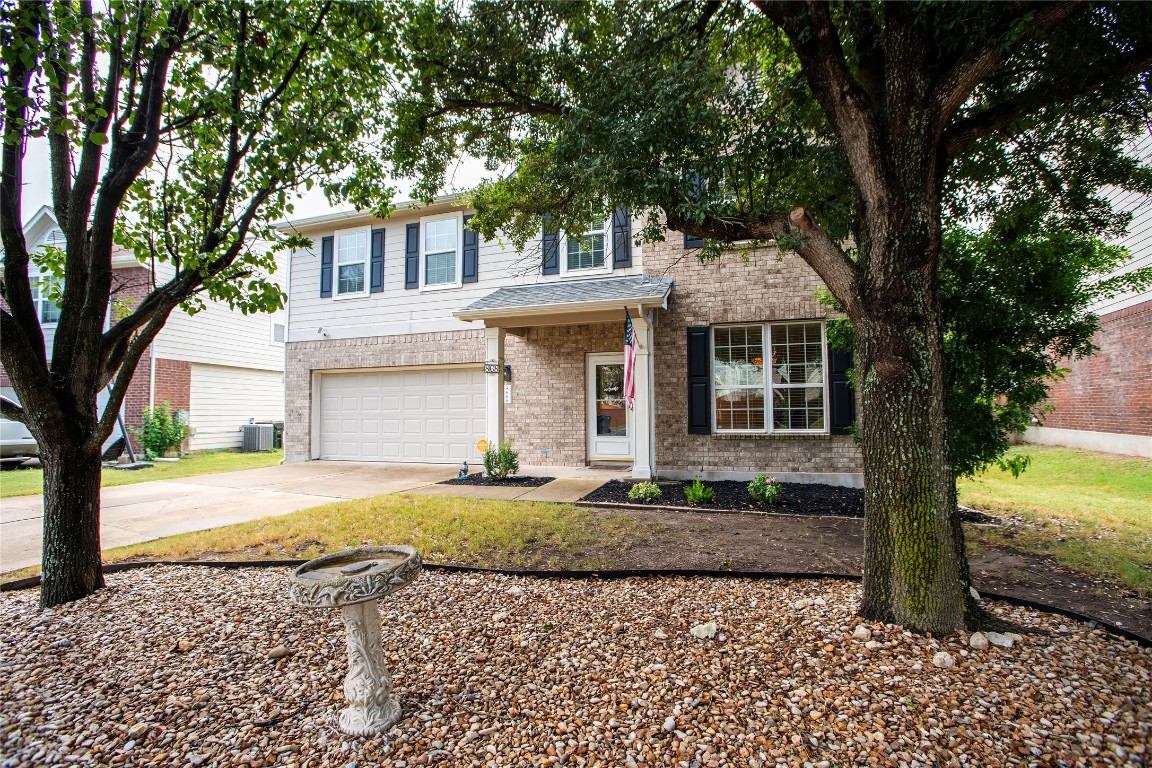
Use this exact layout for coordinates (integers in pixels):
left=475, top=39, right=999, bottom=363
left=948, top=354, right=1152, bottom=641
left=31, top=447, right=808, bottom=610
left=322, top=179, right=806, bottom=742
left=1, top=206, right=287, bottom=453
left=278, top=198, right=861, bottom=485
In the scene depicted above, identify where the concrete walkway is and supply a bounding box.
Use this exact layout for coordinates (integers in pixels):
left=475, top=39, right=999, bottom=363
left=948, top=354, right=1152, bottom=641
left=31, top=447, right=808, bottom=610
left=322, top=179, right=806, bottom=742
left=0, top=462, right=624, bottom=573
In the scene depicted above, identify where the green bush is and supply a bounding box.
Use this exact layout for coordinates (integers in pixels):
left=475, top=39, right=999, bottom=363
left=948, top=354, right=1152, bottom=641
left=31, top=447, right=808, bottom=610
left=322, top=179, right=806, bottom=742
left=134, top=402, right=189, bottom=458
left=683, top=478, right=714, bottom=505
left=627, top=481, right=661, bottom=503
left=748, top=474, right=781, bottom=505
left=483, top=440, right=520, bottom=480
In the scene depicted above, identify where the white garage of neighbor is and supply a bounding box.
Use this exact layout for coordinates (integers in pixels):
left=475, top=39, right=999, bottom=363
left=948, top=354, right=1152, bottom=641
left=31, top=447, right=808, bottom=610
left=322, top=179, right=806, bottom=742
left=316, top=366, right=486, bottom=463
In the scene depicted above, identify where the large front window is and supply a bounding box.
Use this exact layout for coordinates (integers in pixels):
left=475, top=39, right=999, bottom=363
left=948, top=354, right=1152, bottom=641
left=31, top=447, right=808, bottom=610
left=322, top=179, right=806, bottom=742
left=713, top=322, right=826, bottom=432
left=424, top=218, right=458, bottom=285
left=336, top=229, right=367, bottom=295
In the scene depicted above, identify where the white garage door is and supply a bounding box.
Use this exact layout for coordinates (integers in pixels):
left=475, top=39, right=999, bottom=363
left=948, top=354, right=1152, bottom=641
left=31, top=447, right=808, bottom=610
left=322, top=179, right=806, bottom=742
left=318, top=367, right=485, bottom=463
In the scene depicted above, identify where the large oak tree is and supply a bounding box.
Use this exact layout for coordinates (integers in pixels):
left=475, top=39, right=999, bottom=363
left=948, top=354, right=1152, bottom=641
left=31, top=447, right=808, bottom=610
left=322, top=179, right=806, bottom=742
left=384, top=1, right=1152, bottom=632
left=1, top=0, right=397, bottom=608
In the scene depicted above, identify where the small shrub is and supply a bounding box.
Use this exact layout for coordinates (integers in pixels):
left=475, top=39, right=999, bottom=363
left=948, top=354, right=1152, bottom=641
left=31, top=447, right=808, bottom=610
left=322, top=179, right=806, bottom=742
left=134, top=402, right=189, bottom=458
left=683, top=478, right=714, bottom=505
left=627, top=481, right=661, bottom=503
left=748, top=474, right=781, bottom=505
left=483, top=440, right=520, bottom=480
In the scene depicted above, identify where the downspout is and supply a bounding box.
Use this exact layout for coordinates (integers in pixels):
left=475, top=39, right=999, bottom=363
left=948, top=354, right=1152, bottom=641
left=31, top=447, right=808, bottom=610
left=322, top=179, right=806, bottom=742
left=279, top=246, right=292, bottom=464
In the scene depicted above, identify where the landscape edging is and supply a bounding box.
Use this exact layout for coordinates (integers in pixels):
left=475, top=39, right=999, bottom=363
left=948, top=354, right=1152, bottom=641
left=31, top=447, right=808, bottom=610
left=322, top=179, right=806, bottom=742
left=2, top=558, right=1146, bottom=647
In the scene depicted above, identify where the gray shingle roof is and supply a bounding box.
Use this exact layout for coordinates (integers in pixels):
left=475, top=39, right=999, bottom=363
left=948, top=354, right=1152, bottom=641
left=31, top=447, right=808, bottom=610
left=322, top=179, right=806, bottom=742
left=458, top=276, right=673, bottom=314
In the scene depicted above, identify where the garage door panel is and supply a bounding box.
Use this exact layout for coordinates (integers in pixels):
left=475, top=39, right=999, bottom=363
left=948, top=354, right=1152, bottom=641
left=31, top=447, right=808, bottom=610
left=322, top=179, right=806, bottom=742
left=319, top=368, right=485, bottom=463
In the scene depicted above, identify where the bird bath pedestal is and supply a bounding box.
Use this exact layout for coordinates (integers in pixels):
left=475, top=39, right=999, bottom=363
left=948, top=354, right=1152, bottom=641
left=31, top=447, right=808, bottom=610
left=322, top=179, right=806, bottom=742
left=288, top=546, right=422, bottom=735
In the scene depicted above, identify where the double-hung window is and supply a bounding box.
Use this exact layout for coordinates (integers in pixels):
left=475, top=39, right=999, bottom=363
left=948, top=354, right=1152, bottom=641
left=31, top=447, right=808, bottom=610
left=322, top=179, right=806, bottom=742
left=566, top=230, right=606, bottom=271
left=713, top=321, right=827, bottom=432
left=423, top=216, right=460, bottom=288
left=32, top=275, right=61, bottom=324
left=335, top=227, right=368, bottom=296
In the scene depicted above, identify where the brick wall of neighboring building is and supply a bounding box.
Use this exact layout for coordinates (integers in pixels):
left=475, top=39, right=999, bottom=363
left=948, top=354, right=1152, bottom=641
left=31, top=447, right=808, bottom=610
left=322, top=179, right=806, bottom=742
left=504, top=323, right=621, bottom=466
left=645, top=237, right=862, bottom=476
left=1039, top=300, right=1152, bottom=436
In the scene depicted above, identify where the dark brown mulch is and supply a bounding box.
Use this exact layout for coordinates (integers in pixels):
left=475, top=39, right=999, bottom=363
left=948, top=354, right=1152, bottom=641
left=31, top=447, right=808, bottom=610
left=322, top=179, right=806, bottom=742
left=583, top=479, right=998, bottom=524
left=439, top=473, right=555, bottom=488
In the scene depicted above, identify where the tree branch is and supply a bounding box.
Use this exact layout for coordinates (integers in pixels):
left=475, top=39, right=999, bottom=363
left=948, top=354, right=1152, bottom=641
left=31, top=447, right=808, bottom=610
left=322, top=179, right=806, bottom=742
left=0, top=396, right=25, bottom=423
left=943, top=44, right=1152, bottom=161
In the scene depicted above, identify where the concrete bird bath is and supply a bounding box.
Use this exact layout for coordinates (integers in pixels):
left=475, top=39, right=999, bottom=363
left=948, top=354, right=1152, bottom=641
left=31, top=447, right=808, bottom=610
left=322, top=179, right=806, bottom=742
left=288, top=545, right=422, bottom=735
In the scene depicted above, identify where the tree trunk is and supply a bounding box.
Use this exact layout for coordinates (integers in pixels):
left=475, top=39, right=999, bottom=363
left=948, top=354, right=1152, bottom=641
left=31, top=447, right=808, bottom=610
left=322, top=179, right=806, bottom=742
left=853, top=237, right=982, bottom=634
left=39, top=442, right=105, bottom=608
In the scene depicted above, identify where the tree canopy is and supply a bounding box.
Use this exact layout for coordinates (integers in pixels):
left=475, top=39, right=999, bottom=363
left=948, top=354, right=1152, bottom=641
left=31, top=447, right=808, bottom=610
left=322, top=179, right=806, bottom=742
left=382, top=0, right=1152, bottom=633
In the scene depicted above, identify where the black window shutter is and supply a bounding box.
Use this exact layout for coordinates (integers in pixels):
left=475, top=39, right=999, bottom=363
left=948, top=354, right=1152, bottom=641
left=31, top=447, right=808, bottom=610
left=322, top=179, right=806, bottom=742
left=828, top=345, right=856, bottom=435
left=684, top=233, right=704, bottom=248
left=541, top=215, right=559, bottom=275
left=370, top=228, right=385, bottom=293
left=462, top=214, right=479, bottom=283
left=611, top=206, right=632, bottom=269
left=687, top=326, right=711, bottom=434
left=404, top=223, right=420, bottom=289
left=320, top=236, right=334, bottom=298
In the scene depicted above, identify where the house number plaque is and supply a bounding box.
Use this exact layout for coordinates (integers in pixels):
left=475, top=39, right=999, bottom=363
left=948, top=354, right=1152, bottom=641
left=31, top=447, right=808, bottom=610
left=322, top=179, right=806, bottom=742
left=484, top=362, right=502, bottom=374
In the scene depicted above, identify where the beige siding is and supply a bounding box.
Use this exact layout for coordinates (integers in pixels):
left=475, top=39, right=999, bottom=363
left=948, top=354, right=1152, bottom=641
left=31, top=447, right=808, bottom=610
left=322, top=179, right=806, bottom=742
left=189, top=364, right=284, bottom=450
left=285, top=208, right=646, bottom=343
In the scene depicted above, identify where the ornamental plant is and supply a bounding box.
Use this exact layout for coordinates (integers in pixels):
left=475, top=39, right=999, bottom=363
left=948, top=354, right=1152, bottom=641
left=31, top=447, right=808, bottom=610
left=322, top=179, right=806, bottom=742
left=626, top=481, right=661, bottom=503
left=748, top=474, right=781, bottom=506
left=683, top=478, right=714, bottom=505
left=483, top=440, right=520, bottom=480
left=134, top=402, right=190, bottom=459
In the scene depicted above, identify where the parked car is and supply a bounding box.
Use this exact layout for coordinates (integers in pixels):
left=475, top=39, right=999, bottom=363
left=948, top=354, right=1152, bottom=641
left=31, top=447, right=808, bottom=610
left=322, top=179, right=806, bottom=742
left=0, top=415, right=39, bottom=466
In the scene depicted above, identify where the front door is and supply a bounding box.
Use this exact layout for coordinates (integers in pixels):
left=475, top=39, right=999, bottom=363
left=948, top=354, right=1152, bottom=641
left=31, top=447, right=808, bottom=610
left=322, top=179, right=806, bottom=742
left=586, top=353, right=632, bottom=461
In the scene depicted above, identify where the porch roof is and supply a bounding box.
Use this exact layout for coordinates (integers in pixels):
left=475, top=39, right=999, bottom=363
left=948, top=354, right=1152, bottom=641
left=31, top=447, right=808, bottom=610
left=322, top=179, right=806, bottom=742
left=455, top=276, right=673, bottom=326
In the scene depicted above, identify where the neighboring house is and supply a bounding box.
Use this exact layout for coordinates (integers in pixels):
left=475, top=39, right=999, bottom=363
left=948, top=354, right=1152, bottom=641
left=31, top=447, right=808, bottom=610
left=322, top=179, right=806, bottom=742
left=1023, top=134, right=1152, bottom=459
left=279, top=199, right=861, bottom=486
left=0, top=206, right=287, bottom=452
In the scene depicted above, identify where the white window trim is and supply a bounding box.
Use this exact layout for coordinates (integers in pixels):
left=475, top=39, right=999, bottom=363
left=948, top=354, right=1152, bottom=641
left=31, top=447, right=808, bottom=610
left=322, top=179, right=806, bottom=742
left=30, top=271, right=60, bottom=326
left=419, top=212, right=463, bottom=292
left=710, top=321, right=830, bottom=435
left=561, top=224, right=612, bottom=277
left=332, top=225, right=371, bottom=299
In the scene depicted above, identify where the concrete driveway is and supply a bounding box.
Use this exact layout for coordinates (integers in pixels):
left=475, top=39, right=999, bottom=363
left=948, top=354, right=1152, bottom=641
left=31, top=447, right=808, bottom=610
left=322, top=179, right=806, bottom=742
left=0, top=462, right=457, bottom=573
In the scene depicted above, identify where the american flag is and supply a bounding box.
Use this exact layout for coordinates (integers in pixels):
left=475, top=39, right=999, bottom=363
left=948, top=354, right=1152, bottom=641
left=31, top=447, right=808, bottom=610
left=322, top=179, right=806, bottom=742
left=624, top=308, right=637, bottom=410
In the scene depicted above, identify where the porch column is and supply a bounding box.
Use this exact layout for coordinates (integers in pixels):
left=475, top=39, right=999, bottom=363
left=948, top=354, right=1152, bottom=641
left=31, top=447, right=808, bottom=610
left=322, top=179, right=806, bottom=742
left=631, top=309, right=655, bottom=479
left=484, top=326, right=505, bottom=452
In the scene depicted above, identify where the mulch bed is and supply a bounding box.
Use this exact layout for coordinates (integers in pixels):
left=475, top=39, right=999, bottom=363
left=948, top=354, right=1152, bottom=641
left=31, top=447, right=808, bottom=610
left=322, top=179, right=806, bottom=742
left=439, top=473, right=555, bottom=488
left=581, top=479, right=998, bottom=523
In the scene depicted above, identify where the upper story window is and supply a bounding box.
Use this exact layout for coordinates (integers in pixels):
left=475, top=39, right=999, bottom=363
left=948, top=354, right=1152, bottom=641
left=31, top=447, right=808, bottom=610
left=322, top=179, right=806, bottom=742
left=713, top=321, right=826, bottom=433
left=32, top=276, right=61, bottom=325
left=422, top=215, right=460, bottom=289
left=335, top=227, right=368, bottom=296
left=270, top=309, right=286, bottom=343
left=566, top=231, right=606, bottom=271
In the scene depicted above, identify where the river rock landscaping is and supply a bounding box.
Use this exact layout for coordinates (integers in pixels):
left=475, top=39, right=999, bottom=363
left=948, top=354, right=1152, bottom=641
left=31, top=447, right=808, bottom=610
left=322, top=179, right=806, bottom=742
left=582, top=480, right=998, bottom=523
left=2, top=566, right=1148, bottom=767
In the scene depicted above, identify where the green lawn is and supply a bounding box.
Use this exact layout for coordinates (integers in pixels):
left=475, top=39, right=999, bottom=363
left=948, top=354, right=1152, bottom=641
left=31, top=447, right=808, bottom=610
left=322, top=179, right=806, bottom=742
left=958, top=446, right=1152, bottom=596
left=81, top=494, right=637, bottom=571
left=0, top=449, right=285, bottom=498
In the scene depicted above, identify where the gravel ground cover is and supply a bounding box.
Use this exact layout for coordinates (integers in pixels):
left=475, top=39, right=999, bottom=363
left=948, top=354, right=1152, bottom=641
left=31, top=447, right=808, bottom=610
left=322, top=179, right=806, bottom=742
left=2, top=567, right=1148, bottom=768
left=439, top=474, right=556, bottom=488
left=583, top=481, right=997, bottom=524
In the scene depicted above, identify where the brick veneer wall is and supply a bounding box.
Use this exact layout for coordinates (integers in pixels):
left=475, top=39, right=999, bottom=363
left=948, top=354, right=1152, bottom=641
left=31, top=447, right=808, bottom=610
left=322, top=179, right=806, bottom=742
left=1039, top=300, right=1151, bottom=436
left=644, top=237, right=862, bottom=476
left=504, top=323, right=622, bottom=466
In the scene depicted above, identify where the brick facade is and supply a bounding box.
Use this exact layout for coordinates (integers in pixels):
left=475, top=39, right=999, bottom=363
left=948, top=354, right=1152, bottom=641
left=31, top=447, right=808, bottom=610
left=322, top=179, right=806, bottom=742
left=1039, top=300, right=1152, bottom=436
left=645, top=238, right=862, bottom=476
left=284, top=235, right=862, bottom=479
left=504, top=323, right=622, bottom=466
